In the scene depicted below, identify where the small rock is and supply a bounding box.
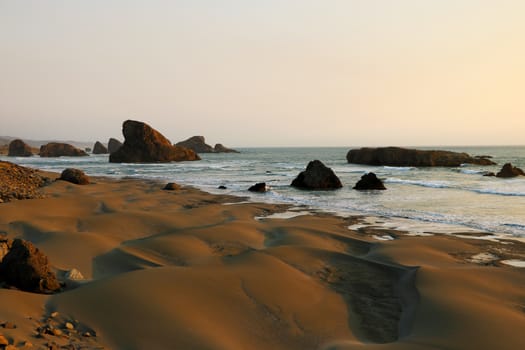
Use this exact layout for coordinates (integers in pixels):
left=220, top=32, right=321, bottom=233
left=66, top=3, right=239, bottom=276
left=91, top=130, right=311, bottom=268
left=82, top=332, right=91, bottom=338
left=248, top=183, right=267, bottom=193
left=50, top=312, right=59, bottom=318
left=65, top=268, right=84, bottom=281
left=52, top=328, right=62, bottom=336
left=64, top=322, right=74, bottom=330
left=58, top=168, right=90, bottom=185
left=353, top=172, right=387, bottom=190
left=163, top=182, right=181, bottom=191
left=22, top=341, right=33, bottom=348
left=218, top=185, right=227, bottom=190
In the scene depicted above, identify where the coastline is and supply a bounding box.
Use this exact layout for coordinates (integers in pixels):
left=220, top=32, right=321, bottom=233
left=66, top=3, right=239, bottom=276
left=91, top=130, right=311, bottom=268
left=0, top=171, right=524, bottom=349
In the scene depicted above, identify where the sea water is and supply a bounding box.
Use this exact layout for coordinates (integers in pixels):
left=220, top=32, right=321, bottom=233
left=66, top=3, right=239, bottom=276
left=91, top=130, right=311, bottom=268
left=4, top=146, right=525, bottom=238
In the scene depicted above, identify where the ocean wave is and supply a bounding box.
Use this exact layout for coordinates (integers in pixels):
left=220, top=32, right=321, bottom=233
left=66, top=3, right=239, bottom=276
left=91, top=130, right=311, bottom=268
left=383, top=166, right=416, bottom=171
left=385, top=178, right=452, bottom=189
left=459, top=169, right=487, bottom=175
left=471, top=188, right=525, bottom=197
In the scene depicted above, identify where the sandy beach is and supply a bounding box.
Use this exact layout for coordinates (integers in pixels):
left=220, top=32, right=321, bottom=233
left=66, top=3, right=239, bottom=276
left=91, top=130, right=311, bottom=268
left=0, top=172, right=524, bottom=349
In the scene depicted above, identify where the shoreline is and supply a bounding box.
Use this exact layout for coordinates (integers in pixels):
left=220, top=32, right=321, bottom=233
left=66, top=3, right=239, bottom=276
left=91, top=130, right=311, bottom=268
left=0, top=171, right=524, bottom=349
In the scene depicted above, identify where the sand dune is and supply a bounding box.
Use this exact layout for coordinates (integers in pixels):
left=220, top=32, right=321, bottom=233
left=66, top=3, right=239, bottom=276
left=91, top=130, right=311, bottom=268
left=0, top=175, right=524, bottom=349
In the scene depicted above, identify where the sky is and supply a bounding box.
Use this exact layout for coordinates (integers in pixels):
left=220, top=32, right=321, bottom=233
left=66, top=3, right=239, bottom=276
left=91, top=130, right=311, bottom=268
left=1, top=0, right=524, bottom=147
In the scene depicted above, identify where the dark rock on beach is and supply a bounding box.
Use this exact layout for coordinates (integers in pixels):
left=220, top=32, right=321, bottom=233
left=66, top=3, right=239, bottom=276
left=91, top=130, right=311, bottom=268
left=248, top=183, right=267, bottom=192
left=92, top=141, right=108, bottom=154
left=218, top=185, right=227, bottom=190
left=109, top=120, right=200, bottom=163
left=496, top=163, right=525, bottom=178
left=8, top=139, right=33, bottom=157
left=58, top=168, right=90, bottom=185
left=346, top=147, right=496, bottom=167
left=163, top=182, right=181, bottom=191
left=291, top=160, right=342, bottom=190
left=39, top=142, right=88, bottom=157
left=353, top=172, right=386, bottom=190
left=108, top=138, right=123, bottom=154
left=0, top=161, right=51, bottom=202
left=0, top=238, right=61, bottom=293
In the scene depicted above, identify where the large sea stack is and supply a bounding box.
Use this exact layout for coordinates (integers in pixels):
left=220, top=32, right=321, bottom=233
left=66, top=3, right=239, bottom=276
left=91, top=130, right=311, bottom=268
left=291, top=160, right=343, bottom=190
left=8, top=139, right=33, bottom=157
left=347, top=147, right=495, bottom=167
left=39, top=142, right=88, bottom=157
left=108, top=138, right=123, bottom=154
left=109, top=120, right=200, bottom=163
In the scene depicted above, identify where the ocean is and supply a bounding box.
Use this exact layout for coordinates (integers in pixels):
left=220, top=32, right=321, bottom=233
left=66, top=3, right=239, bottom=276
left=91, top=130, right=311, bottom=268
left=3, top=146, right=525, bottom=239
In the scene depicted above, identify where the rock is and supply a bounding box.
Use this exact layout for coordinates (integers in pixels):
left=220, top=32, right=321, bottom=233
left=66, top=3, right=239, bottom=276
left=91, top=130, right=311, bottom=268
left=65, top=322, right=74, bottom=330
left=0, top=161, right=51, bottom=202
left=0, top=335, right=8, bottom=346
left=65, top=268, right=84, bottom=281
left=248, top=183, right=267, bottom=192
left=0, top=239, right=61, bottom=293
left=58, top=168, right=90, bottom=185
left=50, top=312, right=59, bottom=318
left=353, top=173, right=387, bottom=190
left=291, top=160, right=343, bottom=190
left=346, top=147, right=496, bottom=167
left=213, top=143, right=239, bottom=153
left=109, top=120, right=200, bottom=163
left=483, top=172, right=496, bottom=177
left=175, top=136, right=214, bottom=153
left=8, top=139, right=33, bottom=157
left=52, top=328, right=62, bottom=336
left=163, top=182, right=181, bottom=191
left=92, top=141, right=108, bottom=154
left=218, top=185, right=227, bottom=190
left=39, top=143, right=88, bottom=157
left=496, top=163, right=525, bottom=178
left=107, top=138, right=123, bottom=154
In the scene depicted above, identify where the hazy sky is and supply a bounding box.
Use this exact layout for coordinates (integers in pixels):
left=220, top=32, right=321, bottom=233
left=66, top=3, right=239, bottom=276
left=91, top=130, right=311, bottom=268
left=1, top=0, right=524, bottom=147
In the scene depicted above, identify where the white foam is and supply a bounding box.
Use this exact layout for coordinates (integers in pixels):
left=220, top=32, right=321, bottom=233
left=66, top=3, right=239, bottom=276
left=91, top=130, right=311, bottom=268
left=501, top=259, right=525, bottom=268
left=255, top=210, right=311, bottom=220
left=372, top=235, right=395, bottom=241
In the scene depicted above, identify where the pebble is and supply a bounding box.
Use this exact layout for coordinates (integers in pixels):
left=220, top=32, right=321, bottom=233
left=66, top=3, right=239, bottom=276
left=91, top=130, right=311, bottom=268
left=51, top=328, right=62, bottom=337
left=65, top=322, right=74, bottom=330
left=50, top=312, right=59, bottom=318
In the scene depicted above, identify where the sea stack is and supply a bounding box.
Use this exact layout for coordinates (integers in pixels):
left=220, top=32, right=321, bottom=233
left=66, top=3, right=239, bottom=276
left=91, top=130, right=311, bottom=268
left=291, top=160, right=343, bottom=190
left=108, top=138, right=123, bottom=154
left=346, top=147, right=496, bottom=167
left=109, top=120, right=200, bottom=163
left=496, top=163, right=525, bottom=178
left=8, top=139, right=33, bottom=157
left=93, top=141, right=108, bottom=154
left=39, top=143, right=88, bottom=157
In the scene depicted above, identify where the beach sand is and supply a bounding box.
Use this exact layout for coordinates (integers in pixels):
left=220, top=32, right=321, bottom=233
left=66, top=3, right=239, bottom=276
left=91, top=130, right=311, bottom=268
left=0, top=174, right=524, bottom=349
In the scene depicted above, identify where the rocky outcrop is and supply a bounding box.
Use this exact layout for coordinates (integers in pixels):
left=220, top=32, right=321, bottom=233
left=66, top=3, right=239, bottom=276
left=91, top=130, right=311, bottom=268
left=248, top=183, right=267, bottom=192
left=39, top=143, right=88, bottom=157
left=176, top=136, right=214, bottom=153
left=346, top=147, right=496, bottom=167
left=8, top=139, right=33, bottom=157
left=108, top=138, right=123, bottom=154
left=214, top=143, right=239, bottom=153
left=175, top=136, right=239, bottom=153
left=291, top=160, right=343, bottom=190
left=92, top=141, right=108, bottom=154
left=58, top=168, right=90, bottom=185
left=109, top=120, right=200, bottom=163
left=496, top=163, right=525, bottom=178
left=0, top=238, right=61, bottom=293
left=353, top=173, right=386, bottom=190
left=0, top=161, right=51, bottom=202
